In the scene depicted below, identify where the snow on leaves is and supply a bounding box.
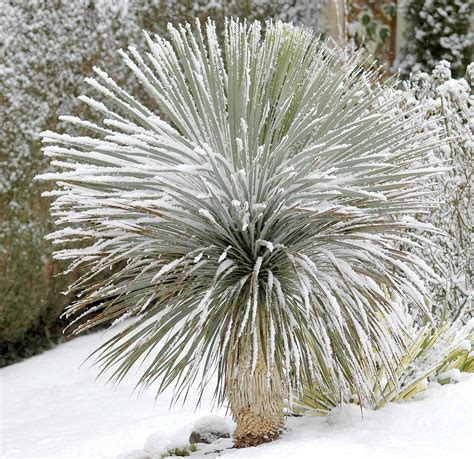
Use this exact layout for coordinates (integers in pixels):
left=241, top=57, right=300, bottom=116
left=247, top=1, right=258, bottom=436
left=39, top=19, right=443, bottom=407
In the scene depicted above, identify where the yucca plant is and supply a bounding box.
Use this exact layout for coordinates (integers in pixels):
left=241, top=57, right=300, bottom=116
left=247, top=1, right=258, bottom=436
left=296, top=312, right=474, bottom=415
left=39, top=19, right=442, bottom=447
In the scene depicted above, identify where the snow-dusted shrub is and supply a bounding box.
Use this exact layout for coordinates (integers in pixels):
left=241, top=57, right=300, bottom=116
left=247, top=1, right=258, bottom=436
left=292, top=61, right=472, bottom=413
left=0, top=4, right=117, bottom=350
left=404, top=61, right=472, bottom=323
left=397, top=0, right=474, bottom=78
left=0, top=0, right=165, bottom=355
left=39, top=19, right=441, bottom=446
left=271, top=0, right=325, bottom=31
left=164, top=0, right=325, bottom=33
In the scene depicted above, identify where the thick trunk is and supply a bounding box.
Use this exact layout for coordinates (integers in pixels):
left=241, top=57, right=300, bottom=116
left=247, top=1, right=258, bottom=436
left=225, top=344, right=285, bottom=448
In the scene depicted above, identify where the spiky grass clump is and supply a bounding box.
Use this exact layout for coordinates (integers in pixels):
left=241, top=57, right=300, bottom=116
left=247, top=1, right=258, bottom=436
left=296, top=315, right=474, bottom=414
left=39, top=19, right=441, bottom=444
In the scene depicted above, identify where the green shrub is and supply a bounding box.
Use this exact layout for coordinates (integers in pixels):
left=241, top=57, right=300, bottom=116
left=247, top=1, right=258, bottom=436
left=295, top=316, right=474, bottom=414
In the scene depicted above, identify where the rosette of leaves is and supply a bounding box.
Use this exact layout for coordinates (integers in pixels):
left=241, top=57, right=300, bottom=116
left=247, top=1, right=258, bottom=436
left=39, top=19, right=441, bottom=447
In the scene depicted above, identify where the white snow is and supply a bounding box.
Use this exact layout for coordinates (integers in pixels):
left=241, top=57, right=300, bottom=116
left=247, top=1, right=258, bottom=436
left=190, top=415, right=231, bottom=438
left=0, top=329, right=225, bottom=459
left=1, top=328, right=473, bottom=459
left=437, top=368, right=462, bottom=384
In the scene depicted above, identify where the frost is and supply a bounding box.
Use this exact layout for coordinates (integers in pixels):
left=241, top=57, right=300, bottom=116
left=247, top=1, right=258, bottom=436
left=193, top=252, right=203, bottom=263
left=397, top=1, right=472, bottom=78
left=152, top=257, right=186, bottom=281
left=215, top=259, right=234, bottom=279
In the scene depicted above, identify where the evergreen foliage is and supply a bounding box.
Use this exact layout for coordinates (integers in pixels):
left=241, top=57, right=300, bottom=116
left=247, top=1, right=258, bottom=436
left=297, top=314, right=474, bottom=414
left=39, top=19, right=443, bottom=437
left=397, top=0, right=474, bottom=78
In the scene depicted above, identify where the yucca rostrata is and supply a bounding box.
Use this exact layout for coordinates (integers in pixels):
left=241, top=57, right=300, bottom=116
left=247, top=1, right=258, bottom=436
left=39, top=19, right=440, bottom=447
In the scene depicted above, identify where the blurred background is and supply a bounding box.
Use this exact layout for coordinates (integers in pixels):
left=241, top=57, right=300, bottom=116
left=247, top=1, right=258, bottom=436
left=1, top=0, right=472, bottom=366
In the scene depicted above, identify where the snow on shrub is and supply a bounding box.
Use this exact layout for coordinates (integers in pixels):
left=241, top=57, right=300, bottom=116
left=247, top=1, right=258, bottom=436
left=405, top=61, right=473, bottom=323
left=397, top=0, right=473, bottom=78
left=39, top=19, right=443, bottom=446
left=297, top=310, right=473, bottom=413
left=0, top=0, right=164, bottom=353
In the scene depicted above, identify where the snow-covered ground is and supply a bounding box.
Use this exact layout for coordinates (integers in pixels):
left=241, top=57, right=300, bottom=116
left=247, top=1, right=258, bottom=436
left=1, top=328, right=473, bottom=459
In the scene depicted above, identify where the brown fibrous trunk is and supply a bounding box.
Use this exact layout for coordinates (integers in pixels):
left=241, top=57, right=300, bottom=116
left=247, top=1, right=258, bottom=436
left=225, top=344, right=285, bottom=448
